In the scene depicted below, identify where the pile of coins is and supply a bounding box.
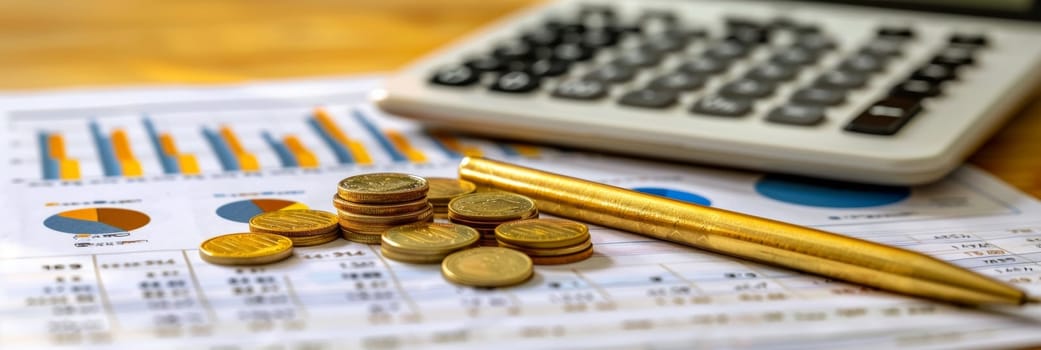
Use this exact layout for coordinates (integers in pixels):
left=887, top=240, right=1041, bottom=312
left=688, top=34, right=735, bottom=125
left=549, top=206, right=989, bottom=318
left=495, top=219, right=594, bottom=265
left=380, top=222, right=479, bottom=264
left=199, top=232, right=294, bottom=266
left=448, top=192, right=539, bottom=246
left=426, top=178, right=476, bottom=218
left=248, top=209, right=340, bottom=246
left=335, top=173, right=434, bottom=244
left=441, top=247, right=534, bottom=287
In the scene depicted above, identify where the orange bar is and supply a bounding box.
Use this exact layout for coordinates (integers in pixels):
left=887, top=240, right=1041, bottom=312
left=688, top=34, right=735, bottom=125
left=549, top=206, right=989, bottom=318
left=111, top=129, right=143, bottom=177
left=177, top=154, right=201, bottom=175
left=510, top=144, right=542, bottom=157
left=47, top=134, right=66, bottom=159
left=435, top=134, right=483, bottom=157
left=219, top=126, right=260, bottom=172
left=314, top=108, right=372, bottom=165
left=158, top=133, right=179, bottom=155
left=283, top=136, right=319, bottom=169
left=385, top=130, right=427, bottom=163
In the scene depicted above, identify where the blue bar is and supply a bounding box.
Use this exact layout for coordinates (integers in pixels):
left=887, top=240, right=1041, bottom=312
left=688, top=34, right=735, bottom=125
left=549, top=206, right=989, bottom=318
left=351, top=109, right=406, bottom=162
left=89, top=120, right=122, bottom=177
left=262, top=132, right=298, bottom=168
left=202, top=127, right=239, bottom=171
left=142, top=117, right=180, bottom=174
left=39, top=132, right=59, bottom=180
left=306, top=118, right=353, bottom=164
left=497, top=143, right=521, bottom=157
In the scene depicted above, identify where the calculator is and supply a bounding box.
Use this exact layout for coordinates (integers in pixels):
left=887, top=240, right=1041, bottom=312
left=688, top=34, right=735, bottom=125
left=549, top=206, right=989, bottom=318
left=374, top=0, right=1041, bottom=185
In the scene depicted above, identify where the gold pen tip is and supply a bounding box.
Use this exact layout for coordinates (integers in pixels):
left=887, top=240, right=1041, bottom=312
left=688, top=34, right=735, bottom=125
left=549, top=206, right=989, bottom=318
left=1026, top=295, right=1041, bottom=304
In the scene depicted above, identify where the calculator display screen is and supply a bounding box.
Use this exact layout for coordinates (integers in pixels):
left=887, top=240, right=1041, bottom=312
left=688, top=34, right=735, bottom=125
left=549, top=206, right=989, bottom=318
left=818, top=0, right=1041, bottom=20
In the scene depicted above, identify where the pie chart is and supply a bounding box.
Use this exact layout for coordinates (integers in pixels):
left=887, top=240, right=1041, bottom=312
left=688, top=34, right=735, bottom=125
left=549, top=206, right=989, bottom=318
left=634, top=187, right=712, bottom=206
left=216, top=198, right=309, bottom=223
left=44, top=208, right=151, bottom=234
left=755, top=174, right=911, bottom=208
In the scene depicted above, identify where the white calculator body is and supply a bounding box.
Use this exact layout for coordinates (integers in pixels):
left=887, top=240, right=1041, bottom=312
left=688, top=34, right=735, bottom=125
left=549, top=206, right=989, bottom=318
left=375, top=0, right=1041, bottom=185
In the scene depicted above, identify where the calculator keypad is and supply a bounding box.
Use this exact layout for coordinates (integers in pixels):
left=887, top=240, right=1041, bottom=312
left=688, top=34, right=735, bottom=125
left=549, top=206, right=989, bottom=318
left=427, top=5, right=990, bottom=137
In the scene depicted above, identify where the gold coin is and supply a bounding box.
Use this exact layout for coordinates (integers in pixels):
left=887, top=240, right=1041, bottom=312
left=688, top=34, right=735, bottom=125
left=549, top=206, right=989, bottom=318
left=287, top=231, right=341, bottom=247
left=333, top=194, right=430, bottom=216
left=426, top=178, right=476, bottom=204
left=382, top=223, right=479, bottom=255
left=337, top=173, right=428, bottom=204
left=341, top=229, right=383, bottom=244
left=338, top=204, right=434, bottom=224
left=500, top=237, right=593, bottom=256
left=249, top=209, right=338, bottom=237
left=529, top=246, right=594, bottom=265
left=380, top=246, right=449, bottom=264
left=441, top=247, right=533, bottom=287
left=199, top=232, right=294, bottom=265
left=448, top=192, right=537, bottom=222
left=495, top=218, right=589, bottom=249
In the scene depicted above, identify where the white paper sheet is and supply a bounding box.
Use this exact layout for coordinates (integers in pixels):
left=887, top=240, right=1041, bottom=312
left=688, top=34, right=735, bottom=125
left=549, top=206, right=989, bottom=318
left=1, top=76, right=1039, bottom=349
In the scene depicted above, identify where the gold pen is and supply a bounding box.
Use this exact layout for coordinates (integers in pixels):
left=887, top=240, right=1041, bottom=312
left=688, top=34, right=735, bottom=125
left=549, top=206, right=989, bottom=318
left=458, top=157, right=1038, bottom=306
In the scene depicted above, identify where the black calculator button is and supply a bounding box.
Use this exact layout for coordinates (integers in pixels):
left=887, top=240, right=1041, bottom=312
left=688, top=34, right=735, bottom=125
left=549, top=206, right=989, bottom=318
left=797, top=33, right=837, bottom=52
left=522, top=28, right=560, bottom=47
left=877, top=26, right=915, bottom=39
left=790, top=88, right=846, bottom=106
left=490, top=71, right=540, bottom=93
left=430, top=66, right=480, bottom=86
left=649, top=72, right=706, bottom=92
left=464, top=57, right=504, bottom=72
left=691, top=95, right=754, bottom=117
left=949, top=33, right=988, bottom=47
left=552, top=80, right=608, bottom=100
left=815, top=70, right=868, bottom=90
left=581, top=29, right=620, bottom=47
left=614, top=50, right=662, bottom=68
left=584, top=64, right=636, bottom=83
left=771, top=47, right=816, bottom=66
left=840, top=54, right=886, bottom=73
left=528, top=59, right=569, bottom=77
left=911, top=64, right=957, bottom=83
left=932, top=46, right=975, bottom=66
left=719, top=79, right=776, bottom=99
left=493, top=40, right=535, bottom=61
left=845, top=97, right=922, bottom=135
left=705, top=41, right=749, bottom=60
left=640, top=34, right=688, bottom=53
left=861, top=39, right=903, bottom=57
left=553, top=43, right=594, bottom=61
left=619, top=89, right=679, bottom=109
left=890, top=79, right=941, bottom=98
left=767, top=105, right=827, bottom=126
left=678, top=57, right=729, bottom=75
left=746, top=63, right=797, bottom=82
left=727, top=26, right=770, bottom=44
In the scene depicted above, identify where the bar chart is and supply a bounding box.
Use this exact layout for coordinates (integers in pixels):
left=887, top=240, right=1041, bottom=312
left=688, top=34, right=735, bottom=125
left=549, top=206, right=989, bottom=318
left=10, top=102, right=553, bottom=182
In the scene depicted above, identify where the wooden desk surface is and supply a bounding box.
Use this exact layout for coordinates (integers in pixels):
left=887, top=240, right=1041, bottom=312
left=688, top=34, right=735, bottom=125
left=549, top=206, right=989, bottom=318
left=1, top=0, right=1037, bottom=197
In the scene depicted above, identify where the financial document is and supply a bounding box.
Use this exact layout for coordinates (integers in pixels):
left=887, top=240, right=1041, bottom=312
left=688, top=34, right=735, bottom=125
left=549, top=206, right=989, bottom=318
left=1, top=76, right=1040, bottom=349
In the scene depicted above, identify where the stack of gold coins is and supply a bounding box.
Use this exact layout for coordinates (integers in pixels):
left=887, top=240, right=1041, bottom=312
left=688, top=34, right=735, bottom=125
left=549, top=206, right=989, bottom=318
left=380, top=223, right=480, bottom=264
left=335, top=173, right=434, bottom=244
left=447, top=192, right=539, bottom=246
left=441, top=247, right=534, bottom=287
left=426, top=177, right=476, bottom=218
left=248, top=209, right=340, bottom=246
left=495, top=219, right=594, bottom=265
left=199, top=232, right=294, bottom=266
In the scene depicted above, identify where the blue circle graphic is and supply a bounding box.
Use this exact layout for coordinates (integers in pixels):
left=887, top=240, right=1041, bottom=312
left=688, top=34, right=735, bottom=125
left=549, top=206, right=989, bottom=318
left=754, top=174, right=911, bottom=208
left=634, top=187, right=712, bottom=206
